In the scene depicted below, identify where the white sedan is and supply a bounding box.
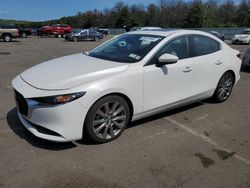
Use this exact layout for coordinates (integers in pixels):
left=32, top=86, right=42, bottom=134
left=12, top=30, right=241, bottom=143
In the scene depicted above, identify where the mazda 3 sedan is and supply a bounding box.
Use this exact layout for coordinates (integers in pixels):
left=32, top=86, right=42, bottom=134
left=12, top=30, right=241, bottom=143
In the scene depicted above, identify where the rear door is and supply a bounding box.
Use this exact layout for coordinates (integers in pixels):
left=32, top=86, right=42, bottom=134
left=188, top=35, right=225, bottom=97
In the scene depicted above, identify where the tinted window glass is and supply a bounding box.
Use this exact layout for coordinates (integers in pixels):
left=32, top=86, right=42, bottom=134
left=89, top=34, right=164, bottom=63
left=148, top=36, right=189, bottom=65
left=190, top=35, right=220, bottom=57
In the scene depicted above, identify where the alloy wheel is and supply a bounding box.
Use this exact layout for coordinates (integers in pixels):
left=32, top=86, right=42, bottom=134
left=217, top=72, right=234, bottom=101
left=4, top=36, right=11, bottom=42
left=92, top=101, right=127, bottom=140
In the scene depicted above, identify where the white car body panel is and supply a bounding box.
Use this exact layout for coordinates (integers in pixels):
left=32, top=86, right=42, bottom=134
left=21, top=53, right=129, bottom=90
left=190, top=51, right=225, bottom=96
left=143, top=58, right=193, bottom=111
left=12, top=30, right=241, bottom=142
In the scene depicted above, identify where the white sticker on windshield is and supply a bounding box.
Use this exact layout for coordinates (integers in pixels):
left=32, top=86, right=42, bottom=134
left=129, top=53, right=141, bottom=60
left=139, top=37, right=161, bottom=43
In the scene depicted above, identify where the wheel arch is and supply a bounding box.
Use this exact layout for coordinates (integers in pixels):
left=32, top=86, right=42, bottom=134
left=2, top=32, right=12, bottom=37
left=225, top=70, right=236, bottom=85
left=90, top=92, right=134, bottom=121
left=82, top=92, right=135, bottom=141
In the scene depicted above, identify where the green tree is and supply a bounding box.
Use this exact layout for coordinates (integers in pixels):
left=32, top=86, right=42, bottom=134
left=183, top=1, right=204, bottom=28
left=236, top=0, right=250, bottom=27
left=145, top=4, right=160, bottom=26
left=217, top=0, right=237, bottom=27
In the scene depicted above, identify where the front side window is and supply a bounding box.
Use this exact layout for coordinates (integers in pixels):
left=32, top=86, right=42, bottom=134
left=89, top=34, right=164, bottom=63
left=148, top=36, right=189, bottom=65
left=189, top=35, right=221, bottom=57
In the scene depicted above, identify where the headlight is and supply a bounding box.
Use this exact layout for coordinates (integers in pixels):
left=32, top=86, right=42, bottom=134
left=241, top=36, right=248, bottom=39
left=30, top=92, right=86, bottom=105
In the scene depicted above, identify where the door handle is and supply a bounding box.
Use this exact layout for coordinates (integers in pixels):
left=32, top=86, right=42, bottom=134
left=183, top=67, right=192, bottom=73
left=215, top=60, right=223, bottom=65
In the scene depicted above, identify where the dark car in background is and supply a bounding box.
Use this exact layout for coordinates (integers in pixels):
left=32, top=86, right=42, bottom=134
left=0, top=24, right=19, bottom=42
left=242, top=48, right=250, bottom=68
left=19, top=28, right=32, bottom=38
left=91, top=28, right=109, bottom=36
left=210, top=31, right=225, bottom=41
left=32, top=28, right=42, bottom=36
left=65, top=29, right=103, bottom=42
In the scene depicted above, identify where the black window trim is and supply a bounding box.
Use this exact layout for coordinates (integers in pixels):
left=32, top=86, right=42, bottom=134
left=187, top=34, right=222, bottom=58
left=144, top=34, right=190, bottom=66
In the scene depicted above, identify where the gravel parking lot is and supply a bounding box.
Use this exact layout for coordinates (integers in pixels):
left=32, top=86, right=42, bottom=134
left=0, top=37, right=250, bottom=188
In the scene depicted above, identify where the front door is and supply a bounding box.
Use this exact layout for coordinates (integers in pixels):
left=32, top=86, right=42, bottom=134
left=143, top=36, right=194, bottom=111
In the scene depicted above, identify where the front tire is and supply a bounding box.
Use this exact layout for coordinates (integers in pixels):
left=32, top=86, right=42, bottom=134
left=84, top=95, right=130, bottom=143
left=3, top=34, right=12, bottom=42
left=213, top=72, right=235, bottom=103
left=73, top=37, right=78, bottom=42
left=94, top=36, right=100, bottom=42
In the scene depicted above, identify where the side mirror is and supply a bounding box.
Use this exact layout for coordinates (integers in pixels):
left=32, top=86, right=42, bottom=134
left=156, top=53, right=179, bottom=67
left=83, top=51, right=89, bottom=55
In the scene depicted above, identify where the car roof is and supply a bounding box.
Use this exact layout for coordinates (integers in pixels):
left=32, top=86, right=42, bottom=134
left=140, top=27, right=162, bottom=30
left=127, top=29, right=211, bottom=37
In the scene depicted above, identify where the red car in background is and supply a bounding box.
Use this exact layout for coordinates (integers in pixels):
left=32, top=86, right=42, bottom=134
left=41, top=24, right=72, bottom=37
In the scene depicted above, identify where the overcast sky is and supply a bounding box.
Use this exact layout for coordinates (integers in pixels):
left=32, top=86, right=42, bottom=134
left=0, top=0, right=159, bottom=21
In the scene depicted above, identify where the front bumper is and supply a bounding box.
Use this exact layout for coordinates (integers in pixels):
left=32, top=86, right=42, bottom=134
left=12, top=76, right=88, bottom=142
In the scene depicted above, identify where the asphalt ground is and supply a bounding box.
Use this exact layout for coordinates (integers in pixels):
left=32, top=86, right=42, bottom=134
left=0, top=36, right=250, bottom=188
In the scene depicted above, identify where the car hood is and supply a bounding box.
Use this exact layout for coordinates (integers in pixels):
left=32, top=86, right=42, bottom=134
left=21, top=53, right=129, bottom=90
left=234, top=34, right=249, bottom=38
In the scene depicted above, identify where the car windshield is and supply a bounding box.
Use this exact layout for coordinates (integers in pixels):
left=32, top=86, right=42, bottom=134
left=89, top=34, right=164, bottom=63
left=241, top=30, right=250, bottom=34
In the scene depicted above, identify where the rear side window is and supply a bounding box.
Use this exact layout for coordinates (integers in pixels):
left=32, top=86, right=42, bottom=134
left=189, top=35, right=221, bottom=57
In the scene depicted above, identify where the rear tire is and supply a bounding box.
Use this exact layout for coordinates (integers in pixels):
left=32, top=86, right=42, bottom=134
left=21, top=32, right=27, bottom=38
left=213, top=72, right=235, bottom=103
left=73, top=37, right=78, bottom=42
left=3, top=34, right=12, bottom=42
left=84, top=95, right=130, bottom=143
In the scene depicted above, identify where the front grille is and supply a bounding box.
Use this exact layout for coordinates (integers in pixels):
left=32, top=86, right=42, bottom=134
left=14, top=90, right=28, bottom=116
